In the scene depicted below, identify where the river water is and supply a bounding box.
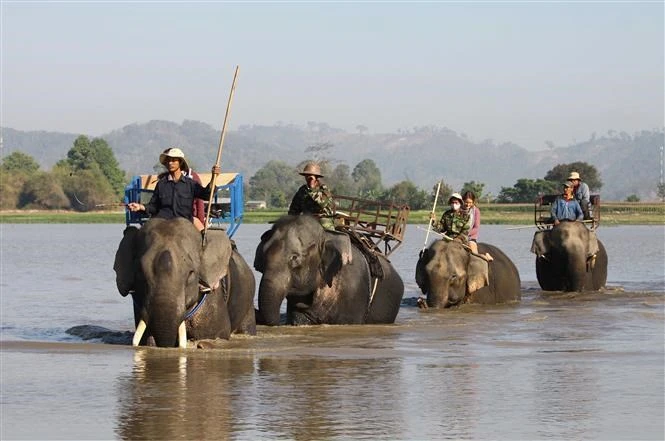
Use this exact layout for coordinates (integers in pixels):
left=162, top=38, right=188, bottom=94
left=1, top=223, right=663, bottom=440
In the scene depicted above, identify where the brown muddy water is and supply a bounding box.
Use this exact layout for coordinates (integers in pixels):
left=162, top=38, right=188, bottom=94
left=1, top=224, right=663, bottom=440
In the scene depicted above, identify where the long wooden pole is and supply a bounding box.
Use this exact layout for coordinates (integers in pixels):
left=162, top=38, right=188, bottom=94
left=422, top=181, right=442, bottom=252
left=203, top=65, right=239, bottom=240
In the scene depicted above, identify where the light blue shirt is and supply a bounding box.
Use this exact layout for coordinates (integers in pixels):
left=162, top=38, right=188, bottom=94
left=551, top=197, right=584, bottom=222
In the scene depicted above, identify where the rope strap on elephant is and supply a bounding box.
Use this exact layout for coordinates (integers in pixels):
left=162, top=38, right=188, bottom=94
left=346, top=231, right=384, bottom=280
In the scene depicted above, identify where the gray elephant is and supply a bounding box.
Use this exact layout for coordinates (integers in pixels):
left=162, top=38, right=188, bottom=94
left=531, top=221, right=608, bottom=292
left=416, top=240, right=521, bottom=308
left=113, top=217, right=256, bottom=348
left=253, top=215, right=404, bottom=325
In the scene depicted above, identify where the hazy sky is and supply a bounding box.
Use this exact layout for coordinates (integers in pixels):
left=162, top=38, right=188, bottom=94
left=2, top=1, right=663, bottom=150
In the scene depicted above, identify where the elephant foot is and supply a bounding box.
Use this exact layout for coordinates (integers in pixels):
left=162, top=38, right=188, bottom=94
left=417, top=297, right=428, bottom=309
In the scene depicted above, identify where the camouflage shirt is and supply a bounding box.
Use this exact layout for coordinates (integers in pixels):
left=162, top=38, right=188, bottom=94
left=433, top=209, right=471, bottom=242
left=288, top=184, right=335, bottom=229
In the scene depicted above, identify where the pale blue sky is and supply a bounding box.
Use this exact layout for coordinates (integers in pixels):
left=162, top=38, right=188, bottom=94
left=2, top=1, right=663, bottom=150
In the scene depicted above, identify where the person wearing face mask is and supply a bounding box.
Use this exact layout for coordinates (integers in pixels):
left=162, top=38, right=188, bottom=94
left=288, top=162, right=336, bottom=230
left=430, top=193, right=472, bottom=244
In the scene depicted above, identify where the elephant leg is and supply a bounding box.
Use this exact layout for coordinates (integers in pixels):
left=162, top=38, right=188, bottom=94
left=536, top=256, right=564, bottom=291
left=590, top=240, right=608, bottom=290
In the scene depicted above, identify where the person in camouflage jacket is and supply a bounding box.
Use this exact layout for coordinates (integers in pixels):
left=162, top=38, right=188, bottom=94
left=430, top=192, right=472, bottom=244
left=288, top=163, right=335, bottom=230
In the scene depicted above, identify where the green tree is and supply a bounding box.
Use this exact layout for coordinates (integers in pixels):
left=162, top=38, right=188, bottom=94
left=89, top=137, right=126, bottom=196
left=497, top=178, right=558, bottom=203
left=625, top=194, right=640, bottom=202
left=53, top=163, right=117, bottom=211
left=0, top=169, right=29, bottom=209
left=248, top=160, right=301, bottom=208
left=460, top=181, right=485, bottom=200
left=544, top=162, right=602, bottom=191
left=56, top=135, right=126, bottom=199
left=352, top=159, right=383, bottom=197
left=2, top=151, right=41, bottom=174
left=18, top=171, right=69, bottom=209
left=328, top=163, right=356, bottom=196
left=381, top=180, right=428, bottom=209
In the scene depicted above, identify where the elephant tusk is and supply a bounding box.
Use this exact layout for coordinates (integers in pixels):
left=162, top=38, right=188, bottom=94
left=178, top=322, right=187, bottom=349
left=133, top=320, right=147, bottom=346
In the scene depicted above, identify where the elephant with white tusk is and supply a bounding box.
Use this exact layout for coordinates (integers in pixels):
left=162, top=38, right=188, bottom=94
left=113, top=217, right=256, bottom=348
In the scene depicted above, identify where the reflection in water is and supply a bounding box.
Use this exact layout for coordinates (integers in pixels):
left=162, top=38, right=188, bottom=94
left=116, top=348, right=412, bottom=440
left=116, top=349, right=255, bottom=440
left=252, top=356, right=406, bottom=440
left=533, top=361, right=597, bottom=438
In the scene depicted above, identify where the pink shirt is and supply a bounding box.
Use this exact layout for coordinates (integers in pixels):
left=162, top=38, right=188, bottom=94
left=468, top=206, right=481, bottom=241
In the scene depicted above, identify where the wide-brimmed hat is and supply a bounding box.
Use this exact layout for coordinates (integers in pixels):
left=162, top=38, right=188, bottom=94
left=299, top=163, right=324, bottom=178
left=448, top=193, right=463, bottom=204
left=567, top=171, right=581, bottom=180
left=159, top=147, right=189, bottom=171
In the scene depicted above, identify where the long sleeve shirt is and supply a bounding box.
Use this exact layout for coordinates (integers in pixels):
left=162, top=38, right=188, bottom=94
left=433, top=209, right=472, bottom=242
left=145, top=174, right=213, bottom=221
left=468, top=206, right=481, bottom=241
left=550, top=196, right=584, bottom=222
left=288, top=184, right=335, bottom=217
left=574, top=182, right=591, bottom=208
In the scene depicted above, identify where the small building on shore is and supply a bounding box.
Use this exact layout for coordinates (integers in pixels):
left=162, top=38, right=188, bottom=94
left=246, top=200, right=267, bottom=210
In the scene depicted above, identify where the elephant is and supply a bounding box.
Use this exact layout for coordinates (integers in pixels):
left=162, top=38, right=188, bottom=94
left=113, top=217, right=256, bottom=348
left=253, top=215, right=404, bottom=325
left=415, top=240, right=521, bottom=308
left=531, top=221, right=608, bottom=292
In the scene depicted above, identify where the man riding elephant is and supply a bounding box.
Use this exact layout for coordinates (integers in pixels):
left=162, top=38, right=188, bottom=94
left=288, top=162, right=336, bottom=231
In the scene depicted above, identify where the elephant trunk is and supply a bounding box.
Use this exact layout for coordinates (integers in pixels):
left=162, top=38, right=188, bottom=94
left=427, top=290, right=451, bottom=309
left=568, top=255, right=587, bottom=291
left=258, top=276, right=287, bottom=326
left=148, top=295, right=186, bottom=347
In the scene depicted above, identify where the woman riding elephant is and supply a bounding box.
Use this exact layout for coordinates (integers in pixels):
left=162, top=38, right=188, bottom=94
left=113, top=217, right=256, bottom=348
left=253, top=215, right=404, bottom=325
left=416, top=239, right=521, bottom=308
left=531, top=220, right=607, bottom=292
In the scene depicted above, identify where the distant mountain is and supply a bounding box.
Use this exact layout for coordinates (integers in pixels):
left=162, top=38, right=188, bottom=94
left=1, top=122, right=663, bottom=201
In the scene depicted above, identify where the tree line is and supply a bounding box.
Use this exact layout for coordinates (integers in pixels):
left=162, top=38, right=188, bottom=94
left=5, top=135, right=641, bottom=212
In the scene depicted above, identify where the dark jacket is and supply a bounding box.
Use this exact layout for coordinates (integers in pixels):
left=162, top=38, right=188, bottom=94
left=145, top=174, right=213, bottom=221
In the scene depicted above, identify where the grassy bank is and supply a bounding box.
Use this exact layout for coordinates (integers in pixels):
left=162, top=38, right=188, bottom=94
left=2, top=203, right=663, bottom=225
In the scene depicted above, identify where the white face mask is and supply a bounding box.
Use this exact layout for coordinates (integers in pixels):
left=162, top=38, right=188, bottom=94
left=451, top=202, right=461, bottom=210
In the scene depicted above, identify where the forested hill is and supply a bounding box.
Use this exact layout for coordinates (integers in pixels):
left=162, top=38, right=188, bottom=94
left=1, top=122, right=663, bottom=201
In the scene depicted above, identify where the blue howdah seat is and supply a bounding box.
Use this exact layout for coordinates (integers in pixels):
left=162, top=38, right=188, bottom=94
left=123, top=172, right=244, bottom=237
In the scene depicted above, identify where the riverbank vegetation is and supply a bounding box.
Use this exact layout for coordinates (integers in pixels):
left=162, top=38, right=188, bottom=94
left=2, top=202, right=663, bottom=225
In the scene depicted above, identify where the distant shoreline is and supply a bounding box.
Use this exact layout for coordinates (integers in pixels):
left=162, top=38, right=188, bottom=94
left=1, top=204, right=663, bottom=225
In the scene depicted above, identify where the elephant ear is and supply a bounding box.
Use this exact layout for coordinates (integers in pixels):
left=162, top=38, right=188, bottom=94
left=530, top=231, right=550, bottom=256
left=113, top=226, right=140, bottom=297
left=586, top=230, right=599, bottom=258
left=415, top=248, right=431, bottom=294
left=200, top=230, right=233, bottom=290
left=321, top=239, right=344, bottom=287
left=253, top=228, right=275, bottom=273
left=467, top=254, right=489, bottom=293
left=324, top=231, right=353, bottom=265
